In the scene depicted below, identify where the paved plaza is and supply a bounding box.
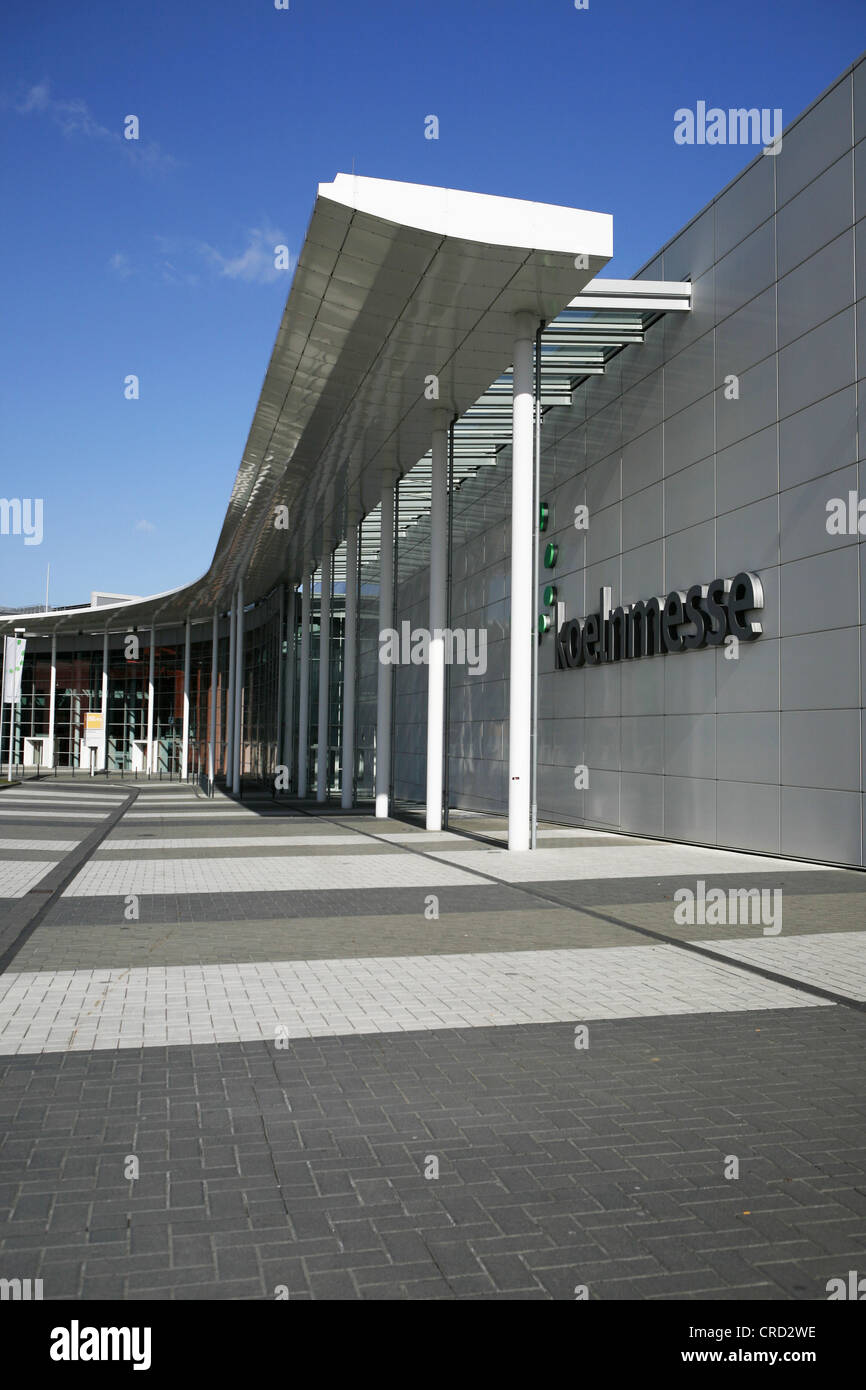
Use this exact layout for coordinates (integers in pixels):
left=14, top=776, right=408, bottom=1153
left=0, top=780, right=864, bottom=1299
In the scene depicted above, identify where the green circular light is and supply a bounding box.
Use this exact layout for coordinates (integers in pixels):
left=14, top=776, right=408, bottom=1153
left=539, top=502, right=549, bottom=533
left=544, top=542, right=558, bottom=569
left=543, top=584, right=557, bottom=607
left=538, top=613, right=551, bottom=635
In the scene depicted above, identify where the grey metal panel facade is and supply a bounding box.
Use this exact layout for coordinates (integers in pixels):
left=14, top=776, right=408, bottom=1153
left=392, top=56, right=866, bottom=867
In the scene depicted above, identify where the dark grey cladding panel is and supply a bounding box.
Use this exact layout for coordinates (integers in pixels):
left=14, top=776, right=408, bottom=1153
left=396, top=65, right=866, bottom=866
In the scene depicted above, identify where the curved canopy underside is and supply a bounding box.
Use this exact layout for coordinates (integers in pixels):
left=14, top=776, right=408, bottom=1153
left=5, top=175, right=614, bottom=637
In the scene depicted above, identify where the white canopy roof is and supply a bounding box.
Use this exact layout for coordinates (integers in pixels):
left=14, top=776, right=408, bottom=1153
left=6, top=174, right=614, bottom=635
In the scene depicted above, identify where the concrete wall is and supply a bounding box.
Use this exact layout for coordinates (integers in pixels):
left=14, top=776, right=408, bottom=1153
left=393, top=55, right=866, bottom=867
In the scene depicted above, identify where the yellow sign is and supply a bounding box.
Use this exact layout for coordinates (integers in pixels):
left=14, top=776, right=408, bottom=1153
left=85, top=713, right=103, bottom=733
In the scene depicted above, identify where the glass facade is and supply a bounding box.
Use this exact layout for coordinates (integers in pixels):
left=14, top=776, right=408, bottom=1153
left=5, top=603, right=281, bottom=784
left=290, top=564, right=345, bottom=799
left=241, top=594, right=282, bottom=781
left=15, top=647, right=53, bottom=762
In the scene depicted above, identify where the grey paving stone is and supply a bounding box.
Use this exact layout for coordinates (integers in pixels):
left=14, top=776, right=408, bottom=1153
left=307, top=1270, right=360, bottom=1300
left=2, top=904, right=866, bottom=1312
left=172, top=1278, right=265, bottom=1300
left=479, top=1253, right=540, bottom=1291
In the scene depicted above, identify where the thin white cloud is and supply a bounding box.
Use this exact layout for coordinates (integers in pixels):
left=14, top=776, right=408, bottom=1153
left=12, top=80, right=176, bottom=175
left=151, top=228, right=293, bottom=288
left=198, top=226, right=295, bottom=284
left=134, top=519, right=156, bottom=533
left=16, top=80, right=51, bottom=115
left=109, top=252, right=133, bottom=278
left=158, top=258, right=200, bottom=288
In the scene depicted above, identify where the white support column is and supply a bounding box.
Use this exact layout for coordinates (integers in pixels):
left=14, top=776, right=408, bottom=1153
left=316, top=545, right=333, bottom=803
left=376, top=474, right=396, bottom=818
left=146, top=627, right=156, bottom=775
left=47, top=634, right=57, bottom=768
left=298, top=572, right=312, bottom=797
left=426, top=417, right=449, bottom=830
left=226, top=596, right=236, bottom=790
left=508, top=312, right=536, bottom=851
left=208, top=609, right=218, bottom=791
left=181, top=616, right=191, bottom=781
left=232, top=580, right=244, bottom=793
left=341, top=512, right=360, bottom=810
left=283, top=587, right=297, bottom=783
left=100, top=631, right=109, bottom=771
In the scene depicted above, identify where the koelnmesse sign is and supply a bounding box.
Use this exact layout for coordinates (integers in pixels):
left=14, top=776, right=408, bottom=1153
left=554, top=572, right=764, bottom=670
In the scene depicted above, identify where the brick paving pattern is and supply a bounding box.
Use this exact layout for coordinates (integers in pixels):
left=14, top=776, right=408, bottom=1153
left=0, top=779, right=864, bottom=1299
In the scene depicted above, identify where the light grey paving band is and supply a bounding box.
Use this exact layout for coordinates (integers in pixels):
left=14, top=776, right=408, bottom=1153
left=304, top=807, right=866, bottom=1016
left=0, top=788, right=140, bottom=974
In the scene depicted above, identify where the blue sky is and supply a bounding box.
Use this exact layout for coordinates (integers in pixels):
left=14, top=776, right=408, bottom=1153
left=1, top=0, right=863, bottom=608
